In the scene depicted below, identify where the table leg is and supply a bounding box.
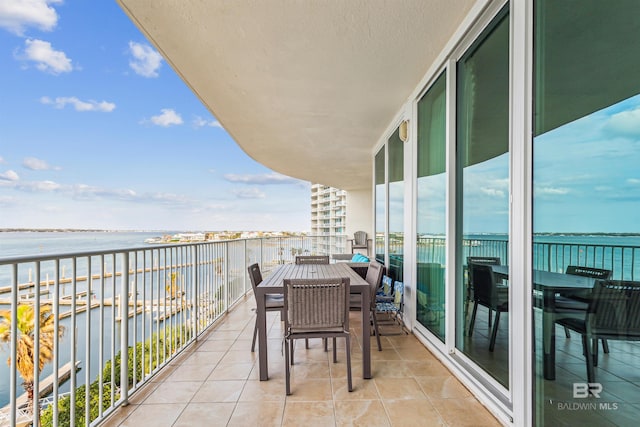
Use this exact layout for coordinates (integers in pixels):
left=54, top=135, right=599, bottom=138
left=543, top=289, right=555, bottom=380
left=361, top=287, right=371, bottom=379
left=257, top=292, right=269, bottom=381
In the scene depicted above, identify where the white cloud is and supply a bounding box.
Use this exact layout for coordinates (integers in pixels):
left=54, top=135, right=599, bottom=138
left=128, top=41, right=162, bottom=77
left=22, top=156, right=59, bottom=170
left=627, top=178, right=640, bottom=185
left=0, top=156, right=5, bottom=164
left=536, top=186, right=570, bottom=195
left=480, top=187, right=505, bottom=198
left=15, top=179, right=61, bottom=192
left=148, top=108, right=183, bottom=127
left=604, top=106, right=640, bottom=137
left=0, top=170, right=19, bottom=181
left=40, top=96, right=115, bottom=112
left=0, top=0, right=61, bottom=35
left=232, top=187, right=266, bottom=199
left=193, top=116, right=223, bottom=129
left=20, top=38, right=72, bottom=74
left=224, top=173, right=300, bottom=185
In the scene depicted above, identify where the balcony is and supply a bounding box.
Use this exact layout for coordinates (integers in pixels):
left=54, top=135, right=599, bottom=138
left=101, top=299, right=500, bottom=427
left=0, top=236, right=500, bottom=427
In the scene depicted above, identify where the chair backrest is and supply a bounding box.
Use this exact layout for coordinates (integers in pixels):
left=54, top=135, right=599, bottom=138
left=381, top=275, right=393, bottom=296
left=247, top=263, right=263, bottom=292
left=588, top=280, right=640, bottom=338
left=295, top=255, right=330, bottom=265
left=468, top=263, right=501, bottom=307
left=566, top=265, right=612, bottom=279
left=365, top=262, right=384, bottom=306
left=354, top=231, right=368, bottom=246
left=467, top=257, right=501, bottom=286
left=283, top=277, right=350, bottom=332
left=393, top=281, right=405, bottom=311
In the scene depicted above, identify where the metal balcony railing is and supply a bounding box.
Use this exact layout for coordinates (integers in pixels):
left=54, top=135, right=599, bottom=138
left=0, top=235, right=346, bottom=427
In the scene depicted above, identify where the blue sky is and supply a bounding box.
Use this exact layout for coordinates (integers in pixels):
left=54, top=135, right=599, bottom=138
left=0, top=1, right=311, bottom=232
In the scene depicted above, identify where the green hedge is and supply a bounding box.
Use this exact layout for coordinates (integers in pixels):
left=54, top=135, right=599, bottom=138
left=40, top=326, right=192, bottom=427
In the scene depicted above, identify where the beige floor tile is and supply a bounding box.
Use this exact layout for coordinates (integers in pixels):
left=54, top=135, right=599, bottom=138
left=196, top=339, right=236, bottom=352
left=373, top=360, right=415, bottom=378
left=100, top=404, right=137, bottom=426
left=405, top=360, right=451, bottom=377
left=416, top=375, right=472, bottom=399
left=128, top=381, right=159, bottom=405
left=172, top=402, right=235, bottom=427
left=117, top=403, right=185, bottom=427
left=335, top=400, right=391, bottom=426
left=333, top=376, right=380, bottom=400
left=430, top=397, right=502, bottom=426
left=375, top=378, right=427, bottom=400
left=383, top=399, right=445, bottom=427
left=239, top=378, right=287, bottom=401
left=143, top=381, right=202, bottom=404
left=166, top=362, right=216, bottom=381
left=205, top=329, right=243, bottom=340
left=228, top=401, right=286, bottom=427
left=220, top=349, right=260, bottom=364
left=286, top=378, right=333, bottom=401
left=191, top=379, right=245, bottom=402
left=208, top=362, right=255, bottom=380
left=180, top=350, right=226, bottom=365
left=282, top=401, right=335, bottom=426
left=289, top=360, right=331, bottom=379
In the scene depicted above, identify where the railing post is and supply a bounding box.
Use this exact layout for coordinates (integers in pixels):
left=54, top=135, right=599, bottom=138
left=120, top=252, right=130, bottom=406
left=224, top=242, right=229, bottom=312
left=194, top=245, right=199, bottom=338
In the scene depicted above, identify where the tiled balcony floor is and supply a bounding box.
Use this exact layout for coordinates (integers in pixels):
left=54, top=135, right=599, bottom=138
left=102, top=296, right=502, bottom=427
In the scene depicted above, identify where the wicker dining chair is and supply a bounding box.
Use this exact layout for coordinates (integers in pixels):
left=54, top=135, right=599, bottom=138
left=295, top=255, right=330, bottom=265
left=350, top=261, right=384, bottom=351
left=248, top=263, right=284, bottom=352
left=283, top=277, right=352, bottom=395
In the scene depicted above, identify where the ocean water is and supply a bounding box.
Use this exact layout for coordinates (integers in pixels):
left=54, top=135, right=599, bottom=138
left=0, top=231, right=177, bottom=259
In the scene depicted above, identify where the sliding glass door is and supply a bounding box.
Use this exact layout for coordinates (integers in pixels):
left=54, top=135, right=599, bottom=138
left=455, top=6, right=510, bottom=388
left=533, top=1, right=640, bottom=424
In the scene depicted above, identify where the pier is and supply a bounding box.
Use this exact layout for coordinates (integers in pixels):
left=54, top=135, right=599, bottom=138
left=0, top=361, right=80, bottom=427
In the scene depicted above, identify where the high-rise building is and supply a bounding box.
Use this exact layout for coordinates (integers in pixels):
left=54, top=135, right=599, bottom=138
left=310, top=184, right=347, bottom=253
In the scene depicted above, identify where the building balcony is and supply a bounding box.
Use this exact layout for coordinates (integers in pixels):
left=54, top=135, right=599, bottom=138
left=102, top=298, right=500, bottom=427
left=0, top=235, right=499, bottom=426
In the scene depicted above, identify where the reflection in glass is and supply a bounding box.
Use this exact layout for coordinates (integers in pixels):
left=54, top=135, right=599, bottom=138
left=388, top=128, right=404, bottom=281
left=416, top=72, right=447, bottom=340
left=533, top=2, right=640, bottom=424
left=375, top=148, right=386, bottom=265
left=455, top=8, right=510, bottom=388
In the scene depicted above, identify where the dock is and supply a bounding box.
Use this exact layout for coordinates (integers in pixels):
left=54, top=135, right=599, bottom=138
left=0, top=360, right=80, bottom=418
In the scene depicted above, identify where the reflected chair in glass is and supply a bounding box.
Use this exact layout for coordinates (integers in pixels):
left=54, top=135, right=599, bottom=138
left=295, top=255, right=330, bottom=265
left=349, top=231, right=372, bottom=255
left=554, top=265, right=612, bottom=351
left=350, top=261, right=384, bottom=351
left=466, top=256, right=502, bottom=328
left=556, top=279, right=640, bottom=383
left=283, top=277, right=352, bottom=395
left=467, top=263, right=509, bottom=351
left=248, top=263, right=284, bottom=352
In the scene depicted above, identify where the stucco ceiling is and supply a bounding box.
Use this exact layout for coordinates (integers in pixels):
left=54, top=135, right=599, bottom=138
left=117, top=0, right=475, bottom=191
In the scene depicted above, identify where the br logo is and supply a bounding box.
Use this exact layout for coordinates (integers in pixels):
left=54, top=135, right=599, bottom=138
left=573, top=383, right=603, bottom=398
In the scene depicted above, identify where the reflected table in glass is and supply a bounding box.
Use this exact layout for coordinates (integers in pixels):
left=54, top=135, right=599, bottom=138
left=491, top=265, right=596, bottom=380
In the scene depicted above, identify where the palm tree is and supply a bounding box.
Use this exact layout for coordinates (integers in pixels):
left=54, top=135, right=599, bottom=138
left=0, top=303, right=65, bottom=413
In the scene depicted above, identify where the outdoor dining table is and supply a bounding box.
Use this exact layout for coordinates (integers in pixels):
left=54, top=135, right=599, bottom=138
left=491, top=265, right=596, bottom=380
left=255, top=262, right=372, bottom=381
